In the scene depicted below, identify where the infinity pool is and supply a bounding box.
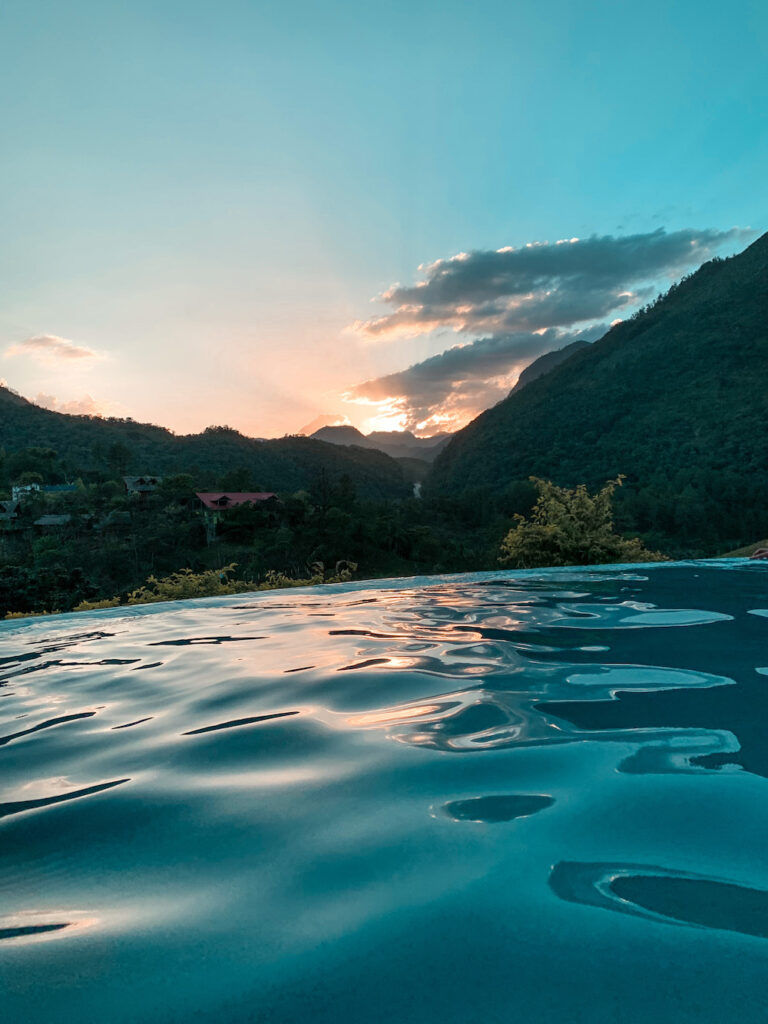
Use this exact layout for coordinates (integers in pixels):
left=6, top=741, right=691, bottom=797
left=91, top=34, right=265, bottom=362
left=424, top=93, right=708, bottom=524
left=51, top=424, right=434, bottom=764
left=2, top=560, right=767, bottom=1022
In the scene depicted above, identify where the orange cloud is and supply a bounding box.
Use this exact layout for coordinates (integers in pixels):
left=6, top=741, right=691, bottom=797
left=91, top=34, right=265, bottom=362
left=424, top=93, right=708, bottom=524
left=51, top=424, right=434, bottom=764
left=34, top=393, right=106, bottom=417
left=5, top=334, right=102, bottom=362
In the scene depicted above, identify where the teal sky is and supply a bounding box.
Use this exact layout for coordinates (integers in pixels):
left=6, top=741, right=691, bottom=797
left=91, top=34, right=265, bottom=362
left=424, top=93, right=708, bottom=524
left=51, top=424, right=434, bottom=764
left=1, top=0, right=766, bottom=435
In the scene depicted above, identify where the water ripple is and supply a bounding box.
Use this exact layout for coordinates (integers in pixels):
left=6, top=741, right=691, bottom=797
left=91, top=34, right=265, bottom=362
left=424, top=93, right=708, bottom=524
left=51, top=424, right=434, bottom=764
left=2, top=559, right=767, bottom=1023
left=441, top=794, right=554, bottom=822
left=550, top=861, right=768, bottom=939
left=0, top=778, right=130, bottom=819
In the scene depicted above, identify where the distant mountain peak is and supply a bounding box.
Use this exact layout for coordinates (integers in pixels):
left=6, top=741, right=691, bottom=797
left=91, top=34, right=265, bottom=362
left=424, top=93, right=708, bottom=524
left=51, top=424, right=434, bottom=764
left=309, top=424, right=454, bottom=463
left=367, top=429, right=418, bottom=443
left=311, top=425, right=370, bottom=445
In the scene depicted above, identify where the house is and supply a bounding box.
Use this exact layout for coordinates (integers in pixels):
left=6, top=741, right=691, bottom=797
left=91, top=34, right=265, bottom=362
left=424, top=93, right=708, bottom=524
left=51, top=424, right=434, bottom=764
left=196, top=492, right=278, bottom=542
left=124, top=476, right=162, bottom=497
left=34, top=514, right=73, bottom=529
left=42, top=484, right=78, bottom=495
left=196, top=492, right=278, bottom=510
left=11, top=483, right=77, bottom=501
left=11, top=482, right=41, bottom=501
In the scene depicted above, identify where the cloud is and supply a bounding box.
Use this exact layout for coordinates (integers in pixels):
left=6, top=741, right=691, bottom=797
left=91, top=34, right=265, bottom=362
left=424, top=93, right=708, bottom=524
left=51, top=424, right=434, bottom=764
left=343, top=226, right=753, bottom=432
left=350, top=228, right=750, bottom=341
left=5, top=334, right=101, bottom=362
left=345, top=326, right=603, bottom=433
left=34, top=392, right=105, bottom=416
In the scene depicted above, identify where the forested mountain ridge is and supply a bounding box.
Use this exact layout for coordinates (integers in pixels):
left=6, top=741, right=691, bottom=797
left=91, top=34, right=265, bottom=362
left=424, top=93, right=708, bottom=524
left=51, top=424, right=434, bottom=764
left=509, top=339, right=590, bottom=393
left=0, top=389, right=410, bottom=501
left=429, top=231, right=768, bottom=554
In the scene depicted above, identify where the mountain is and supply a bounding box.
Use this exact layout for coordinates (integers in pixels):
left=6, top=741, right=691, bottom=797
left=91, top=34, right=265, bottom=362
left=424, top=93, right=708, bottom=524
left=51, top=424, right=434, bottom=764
left=310, top=425, right=453, bottom=462
left=429, top=231, right=768, bottom=553
left=367, top=430, right=453, bottom=461
left=510, top=339, right=591, bottom=393
left=0, top=389, right=410, bottom=501
left=311, top=425, right=372, bottom=447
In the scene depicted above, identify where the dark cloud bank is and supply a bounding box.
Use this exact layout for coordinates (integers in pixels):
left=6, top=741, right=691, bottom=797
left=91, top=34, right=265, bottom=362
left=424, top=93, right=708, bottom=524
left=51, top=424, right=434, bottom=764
left=345, top=227, right=750, bottom=431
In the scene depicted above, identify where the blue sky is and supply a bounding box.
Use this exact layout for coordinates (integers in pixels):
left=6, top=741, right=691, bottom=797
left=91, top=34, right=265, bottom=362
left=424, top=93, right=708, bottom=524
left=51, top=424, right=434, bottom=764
left=1, top=0, right=765, bottom=434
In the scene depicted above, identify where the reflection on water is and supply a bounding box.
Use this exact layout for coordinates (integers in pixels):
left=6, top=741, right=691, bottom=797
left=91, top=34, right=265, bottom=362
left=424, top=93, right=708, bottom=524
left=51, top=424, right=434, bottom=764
left=0, top=778, right=130, bottom=819
left=0, top=913, right=97, bottom=945
left=182, top=710, right=300, bottom=735
left=550, top=861, right=768, bottom=939
left=441, top=794, right=554, bottom=822
left=2, top=559, right=768, bottom=1023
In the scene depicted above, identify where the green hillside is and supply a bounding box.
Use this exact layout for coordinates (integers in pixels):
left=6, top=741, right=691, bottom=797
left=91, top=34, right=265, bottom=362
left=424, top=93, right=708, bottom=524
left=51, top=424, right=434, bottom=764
left=0, top=389, right=410, bottom=502
left=429, top=232, right=768, bottom=555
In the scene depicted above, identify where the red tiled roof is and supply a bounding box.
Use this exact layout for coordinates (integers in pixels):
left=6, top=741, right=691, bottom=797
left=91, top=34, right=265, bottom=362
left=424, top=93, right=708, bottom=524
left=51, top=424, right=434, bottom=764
left=196, top=492, right=278, bottom=510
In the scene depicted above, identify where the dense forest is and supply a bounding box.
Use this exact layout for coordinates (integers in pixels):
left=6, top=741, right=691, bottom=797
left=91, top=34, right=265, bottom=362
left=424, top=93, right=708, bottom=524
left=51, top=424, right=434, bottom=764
left=0, top=433, right=532, bottom=616
left=430, top=231, right=768, bottom=555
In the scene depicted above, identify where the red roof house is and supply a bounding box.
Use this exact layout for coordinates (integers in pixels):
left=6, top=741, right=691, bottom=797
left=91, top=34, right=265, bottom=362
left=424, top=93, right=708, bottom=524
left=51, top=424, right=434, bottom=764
left=196, top=492, right=279, bottom=543
left=196, top=492, right=278, bottom=510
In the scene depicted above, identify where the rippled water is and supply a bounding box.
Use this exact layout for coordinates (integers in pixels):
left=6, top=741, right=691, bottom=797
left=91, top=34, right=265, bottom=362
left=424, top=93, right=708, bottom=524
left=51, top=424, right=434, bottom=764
left=2, top=560, right=768, bottom=1023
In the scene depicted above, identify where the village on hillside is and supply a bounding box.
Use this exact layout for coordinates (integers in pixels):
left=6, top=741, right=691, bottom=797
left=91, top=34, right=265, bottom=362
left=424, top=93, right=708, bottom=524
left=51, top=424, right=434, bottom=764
left=0, top=464, right=485, bottom=617
left=1, top=476, right=281, bottom=542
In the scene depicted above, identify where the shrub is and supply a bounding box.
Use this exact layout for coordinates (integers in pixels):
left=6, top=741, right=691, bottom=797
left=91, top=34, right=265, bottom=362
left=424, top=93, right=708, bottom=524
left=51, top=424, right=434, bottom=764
left=72, top=597, right=122, bottom=611
left=500, top=477, right=665, bottom=568
left=4, top=561, right=359, bottom=617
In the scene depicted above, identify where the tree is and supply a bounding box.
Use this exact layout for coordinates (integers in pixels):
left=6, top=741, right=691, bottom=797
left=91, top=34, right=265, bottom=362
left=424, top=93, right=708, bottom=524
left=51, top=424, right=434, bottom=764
left=15, top=470, right=44, bottom=487
left=218, top=466, right=256, bottom=491
left=499, top=477, right=665, bottom=569
left=107, top=442, right=131, bottom=475
left=160, top=473, right=196, bottom=503
left=8, top=446, right=59, bottom=481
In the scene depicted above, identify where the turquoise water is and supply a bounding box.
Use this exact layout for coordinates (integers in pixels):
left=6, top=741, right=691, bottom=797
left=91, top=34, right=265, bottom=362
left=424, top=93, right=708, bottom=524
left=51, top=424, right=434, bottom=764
left=2, top=559, right=768, bottom=1022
